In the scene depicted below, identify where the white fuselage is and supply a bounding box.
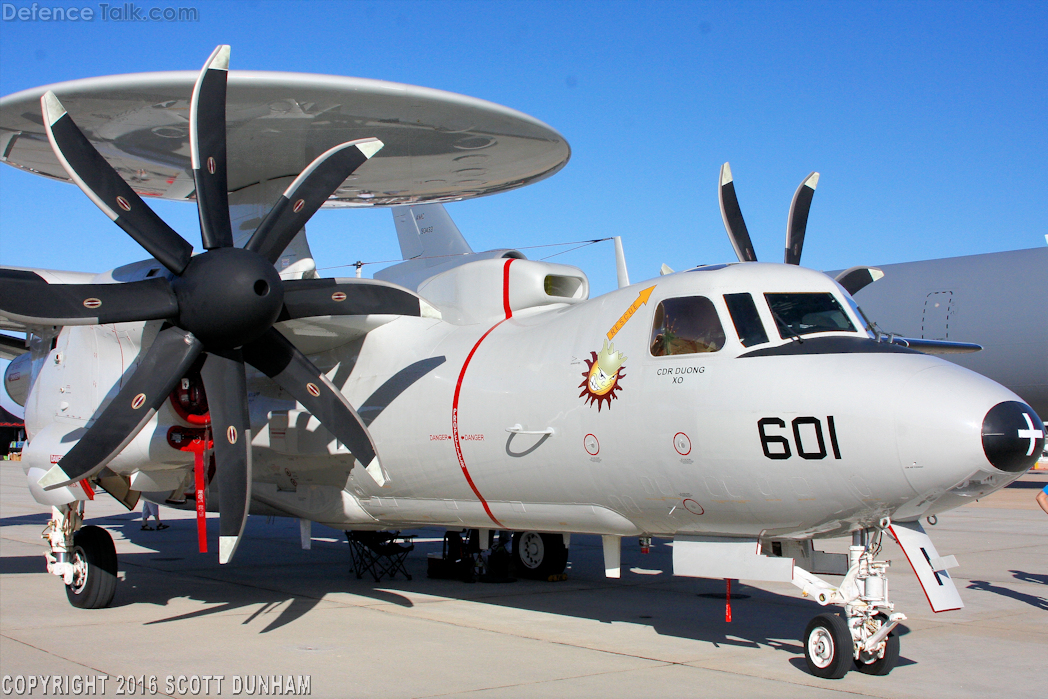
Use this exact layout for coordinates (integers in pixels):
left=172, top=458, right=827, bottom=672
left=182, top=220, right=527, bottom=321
left=20, top=261, right=1027, bottom=538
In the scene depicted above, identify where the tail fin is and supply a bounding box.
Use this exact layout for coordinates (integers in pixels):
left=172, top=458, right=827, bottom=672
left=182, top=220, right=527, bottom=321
left=392, top=204, right=472, bottom=260
left=379, top=203, right=519, bottom=291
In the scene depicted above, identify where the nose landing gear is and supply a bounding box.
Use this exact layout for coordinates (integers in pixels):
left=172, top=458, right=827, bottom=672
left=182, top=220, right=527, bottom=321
left=43, top=504, right=117, bottom=609
left=795, top=521, right=905, bottom=678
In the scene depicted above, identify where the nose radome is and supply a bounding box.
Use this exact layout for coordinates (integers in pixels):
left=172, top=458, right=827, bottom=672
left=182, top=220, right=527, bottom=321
left=892, top=362, right=1027, bottom=497
left=982, top=401, right=1045, bottom=472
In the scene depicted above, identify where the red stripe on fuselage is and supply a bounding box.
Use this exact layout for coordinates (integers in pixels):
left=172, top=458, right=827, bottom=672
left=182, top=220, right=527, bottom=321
left=503, top=258, right=513, bottom=318
left=451, top=258, right=515, bottom=527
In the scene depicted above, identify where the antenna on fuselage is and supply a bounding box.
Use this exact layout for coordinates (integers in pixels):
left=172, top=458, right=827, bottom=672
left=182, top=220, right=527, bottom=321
left=613, top=236, right=630, bottom=288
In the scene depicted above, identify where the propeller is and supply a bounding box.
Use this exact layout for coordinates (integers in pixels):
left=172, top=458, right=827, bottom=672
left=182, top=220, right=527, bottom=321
left=712, top=164, right=889, bottom=297
left=718, top=163, right=758, bottom=263
left=785, top=172, right=819, bottom=265
left=719, top=163, right=823, bottom=266
left=10, top=46, right=404, bottom=564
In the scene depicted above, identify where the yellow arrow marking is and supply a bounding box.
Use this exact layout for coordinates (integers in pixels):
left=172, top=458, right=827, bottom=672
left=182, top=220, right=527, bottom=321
left=607, top=286, right=656, bottom=340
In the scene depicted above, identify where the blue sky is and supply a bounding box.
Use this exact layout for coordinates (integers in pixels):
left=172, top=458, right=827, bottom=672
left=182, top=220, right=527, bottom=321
left=0, top=0, right=1045, bottom=298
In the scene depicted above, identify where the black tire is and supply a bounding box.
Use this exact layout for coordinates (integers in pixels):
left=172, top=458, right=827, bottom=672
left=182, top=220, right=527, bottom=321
left=804, top=613, right=853, bottom=679
left=854, top=615, right=900, bottom=676
left=512, top=532, right=568, bottom=580
left=65, top=525, right=117, bottom=609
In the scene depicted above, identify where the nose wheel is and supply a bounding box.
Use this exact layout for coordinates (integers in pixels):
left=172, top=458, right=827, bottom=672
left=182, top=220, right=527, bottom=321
left=63, top=525, right=118, bottom=609
left=853, top=614, right=900, bottom=675
left=43, top=504, right=118, bottom=609
left=804, top=613, right=853, bottom=679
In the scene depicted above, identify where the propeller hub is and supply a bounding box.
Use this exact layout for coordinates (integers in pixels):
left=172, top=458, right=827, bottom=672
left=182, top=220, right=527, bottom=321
left=172, top=247, right=284, bottom=348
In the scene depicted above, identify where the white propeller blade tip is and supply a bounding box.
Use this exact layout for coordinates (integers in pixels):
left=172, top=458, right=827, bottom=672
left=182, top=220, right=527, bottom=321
left=219, top=536, right=239, bottom=564
left=364, top=457, right=389, bottom=487
left=37, top=464, right=71, bottom=490
left=40, top=91, right=66, bottom=125
left=720, top=162, right=733, bottom=186
left=207, top=45, right=230, bottom=72
left=356, top=138, right=384, bottom=160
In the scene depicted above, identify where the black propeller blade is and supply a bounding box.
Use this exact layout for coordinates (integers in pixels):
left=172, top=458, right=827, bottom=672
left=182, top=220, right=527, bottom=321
left=0, top=269, right=178, bottom=326
left=718, top=162, right=757, bottom=262
left=38, top=326, right=202, bottom=489
left=199, top=350, right=252, bottom=564
left=835, top=266, right=885, bottom=295
left=244, top=328, right=384, bottom=483
left=40, top=91, right=194, bottom=275
left=246, top=139, right=384, bottom=264
left=785, top=172, right=819, bottom=265
left=190, top=45, right=234, bottom=250
left=34, top=46, right=386, bottom=563
left=278, top=278, right=425, bottom=321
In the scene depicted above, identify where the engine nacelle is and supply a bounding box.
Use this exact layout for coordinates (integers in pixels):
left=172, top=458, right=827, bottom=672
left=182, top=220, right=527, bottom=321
left=4, top=351, right=30, bottom=407
left=417, top=258, right=589, bottom=324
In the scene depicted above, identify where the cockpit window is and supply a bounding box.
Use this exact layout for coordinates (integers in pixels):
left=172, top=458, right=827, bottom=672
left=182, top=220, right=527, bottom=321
left=724, top=293, right=769, bottom=347
left=764, top=293, right=856, bottom=339
left=650, top=296, right=726, bottom=356
left=844, top=295, right=877, bottom=338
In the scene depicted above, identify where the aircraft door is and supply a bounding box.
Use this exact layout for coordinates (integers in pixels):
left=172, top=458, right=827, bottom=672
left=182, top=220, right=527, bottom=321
left=921, top=291, right=953, bottom=340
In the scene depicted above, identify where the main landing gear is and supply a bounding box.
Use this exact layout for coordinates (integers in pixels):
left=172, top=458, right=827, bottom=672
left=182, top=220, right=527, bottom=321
left=512, top=531, right=569, bottom=580
left=44, top=504, right=118, bottom=609
left=793, top=521, right=904, bottom=679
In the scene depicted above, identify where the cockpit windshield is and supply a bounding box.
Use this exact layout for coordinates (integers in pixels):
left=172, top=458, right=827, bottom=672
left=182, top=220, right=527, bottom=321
left=650, top=296, right=726, bottom=355
left=764, top=293, right=856, bottom=339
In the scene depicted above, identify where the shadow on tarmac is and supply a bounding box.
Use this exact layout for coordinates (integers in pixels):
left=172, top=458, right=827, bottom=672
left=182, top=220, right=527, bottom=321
left=4, top=512, right=926, bottom=674
left=968, top=578, right=1048, bottom=611
left=1010, top=570, right=1048, bottom=586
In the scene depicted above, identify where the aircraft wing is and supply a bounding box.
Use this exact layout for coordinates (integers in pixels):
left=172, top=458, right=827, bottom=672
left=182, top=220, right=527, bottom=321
left=0, top=333, right=27, bottom=360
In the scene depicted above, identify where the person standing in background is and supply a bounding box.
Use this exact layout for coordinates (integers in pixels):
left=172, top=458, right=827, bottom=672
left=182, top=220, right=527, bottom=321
left=141, top=500, right=169, bottom=530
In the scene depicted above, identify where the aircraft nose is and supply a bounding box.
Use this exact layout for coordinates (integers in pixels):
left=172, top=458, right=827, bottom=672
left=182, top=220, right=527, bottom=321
left=981, top=401, right=1045, bottom=472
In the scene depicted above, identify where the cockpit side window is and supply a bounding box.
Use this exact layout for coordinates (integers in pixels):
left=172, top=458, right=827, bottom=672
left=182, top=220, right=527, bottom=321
left=764, top=293, right=856, bottom=339
left=650, top=296, right=726, bottom=356
left=724, top=293, right=769, bottom=347
left=844, top=295, right=877, bottom=338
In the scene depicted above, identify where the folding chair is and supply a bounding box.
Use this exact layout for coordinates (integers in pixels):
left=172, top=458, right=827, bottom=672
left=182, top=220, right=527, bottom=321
left=347, top=531, right=414, bottom=582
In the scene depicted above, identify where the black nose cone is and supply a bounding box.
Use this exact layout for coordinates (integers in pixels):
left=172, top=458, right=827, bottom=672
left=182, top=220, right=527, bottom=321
left=982, top=401, right=1045, bottom=472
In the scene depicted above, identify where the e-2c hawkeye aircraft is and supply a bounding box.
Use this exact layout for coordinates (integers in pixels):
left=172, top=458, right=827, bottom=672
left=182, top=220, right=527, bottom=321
left=0, top=47, right=1043, bottom=680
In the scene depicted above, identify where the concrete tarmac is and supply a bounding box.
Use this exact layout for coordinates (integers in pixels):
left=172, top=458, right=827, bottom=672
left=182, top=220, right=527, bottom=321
left=2, top=461, right=1046, bottom=698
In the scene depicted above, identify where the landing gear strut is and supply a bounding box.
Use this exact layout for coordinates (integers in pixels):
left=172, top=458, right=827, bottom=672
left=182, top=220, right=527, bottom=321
left=44, top=504, right=118, bottom=609
left=794, top=520, right=904, bottom=678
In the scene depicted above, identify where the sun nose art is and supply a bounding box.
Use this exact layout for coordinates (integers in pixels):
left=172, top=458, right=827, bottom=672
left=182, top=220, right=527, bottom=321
left=981, top=401, right=1045, bottom=473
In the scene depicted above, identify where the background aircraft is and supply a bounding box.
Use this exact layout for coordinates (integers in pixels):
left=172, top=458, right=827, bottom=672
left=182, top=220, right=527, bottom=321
left=852, top=249, right=1047, bottom=421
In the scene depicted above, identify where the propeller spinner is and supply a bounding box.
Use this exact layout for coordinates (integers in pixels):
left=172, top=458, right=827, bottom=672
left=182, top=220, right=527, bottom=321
left=2, top=46, right=396, bottom=564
